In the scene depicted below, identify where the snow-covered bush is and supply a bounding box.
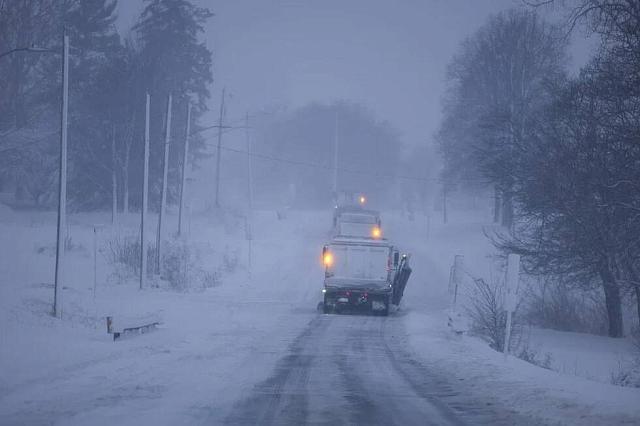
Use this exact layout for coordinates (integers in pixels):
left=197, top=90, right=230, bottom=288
left=608, top=331, right=640, bottom=388
left=106, top=234, right=232, bottom=290
left=517, top=344, right=553, bottom=370
left=106, top=235, right=155, bottom=280
left=610, top=360, right=640, bottom=388
left=465, top=277, right=523, bottom=352
left=161, top=239, right=192, bottom=290
left=522, top=279, right=608, bottom=335
left=159, top=239, right=228, bottom=291
left=222, top=246, right=239, bottom=273
left=201, top=270, right=221, bottom=288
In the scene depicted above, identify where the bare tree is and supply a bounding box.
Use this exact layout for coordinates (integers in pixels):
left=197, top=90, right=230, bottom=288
left=438, top=9, right=567, bottom=228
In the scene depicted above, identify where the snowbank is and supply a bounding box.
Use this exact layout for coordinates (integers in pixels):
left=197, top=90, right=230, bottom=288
left=404, top=310, right=640, bottom=425
left=392, top=209, right=640, bottom=425
left=0, top=208, right=327, bottom=425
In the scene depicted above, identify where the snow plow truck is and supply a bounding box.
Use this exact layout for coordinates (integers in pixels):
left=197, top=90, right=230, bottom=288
left=321, top=236, right=411, bottom=316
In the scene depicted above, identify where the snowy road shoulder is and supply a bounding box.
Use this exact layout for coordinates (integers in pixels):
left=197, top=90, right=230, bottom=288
left=0, top=209, right=328, bottom=426
left=401, top=309, right=640, bottom=426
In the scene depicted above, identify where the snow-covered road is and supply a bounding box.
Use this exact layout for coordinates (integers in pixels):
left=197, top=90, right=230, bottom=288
left=223, top=311, right=531, bottom=426
left=1, top=208, right=639, bottom=425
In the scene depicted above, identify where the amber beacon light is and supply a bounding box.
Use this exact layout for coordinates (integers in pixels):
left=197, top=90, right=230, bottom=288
left=323, top=251, right=334, bottom=267
left=371, top=226, right=382, bottom=239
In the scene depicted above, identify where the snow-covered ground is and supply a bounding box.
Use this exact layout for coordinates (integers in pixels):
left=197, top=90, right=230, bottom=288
left=1, top=204, right=639, bottom=425
left=527, top=327, right=637, bottom=383
left=0, top=206, right=326, bottom=425
left=383, top=210, right=640, bottom=425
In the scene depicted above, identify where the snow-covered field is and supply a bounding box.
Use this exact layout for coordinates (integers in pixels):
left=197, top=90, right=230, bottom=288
left=1, top=204, right=639, bottom=425
left=0, top=206, right=326, bottom=425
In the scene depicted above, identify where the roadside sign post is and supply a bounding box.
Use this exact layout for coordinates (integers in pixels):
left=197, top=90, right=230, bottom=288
left=450, top=255, right=464, bottom=309
left=503, top=254, right=520, bottom=359
left=92, top=224, right=106, bottom=300
left=448, top=255, right=467, bottom=334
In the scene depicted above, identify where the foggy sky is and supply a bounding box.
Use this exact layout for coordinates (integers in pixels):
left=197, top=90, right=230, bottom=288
left=117, top=0, right=595, bottom=150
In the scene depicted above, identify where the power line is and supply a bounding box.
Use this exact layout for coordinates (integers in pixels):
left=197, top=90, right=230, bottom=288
left=213, top=144, right=447, bottom=183
left=194, top=119, right=487, bottom=185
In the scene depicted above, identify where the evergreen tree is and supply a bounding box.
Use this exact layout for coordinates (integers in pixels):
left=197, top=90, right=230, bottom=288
left=132, top=0, right=213, bottom=210
left=0, top=1, right=70, bottom=205
left=65, top=0, right=123, bottom=209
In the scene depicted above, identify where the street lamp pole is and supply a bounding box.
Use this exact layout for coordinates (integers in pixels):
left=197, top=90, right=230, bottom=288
left=53, top=31, right=69, bottom=318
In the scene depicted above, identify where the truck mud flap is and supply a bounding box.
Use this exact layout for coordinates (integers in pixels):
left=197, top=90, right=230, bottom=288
left=392, top=265, right=412, bottom=305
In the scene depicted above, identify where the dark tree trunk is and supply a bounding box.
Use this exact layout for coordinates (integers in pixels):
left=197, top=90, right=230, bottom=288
left=442, top=187, right=448, bottom=224
left=600, top=266, right=624, bottom=337
left=493, top=186, right=501, bottom=223
left=635, top=285, right=640, bottom=330
left=623, top=260, right=640, bottom=329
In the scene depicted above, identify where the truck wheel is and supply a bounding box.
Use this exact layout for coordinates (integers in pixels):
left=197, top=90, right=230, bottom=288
left=323, top=295, right=332, bottom=314
left=380, top=297, right=390, bottom=316
left=380, top=305, right=389, bottom=316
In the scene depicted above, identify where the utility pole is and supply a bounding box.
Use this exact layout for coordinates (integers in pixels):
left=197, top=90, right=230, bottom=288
left=443, top=185, right=448, bottom=224
left=156, top=94, right=172, bottom=275
left=178, top=102, right=191, bottom=237
left=140, top=93, right=150, bottom=290
left=332, top=110, right=339, bottom=199
left=111, top=125, right=117, bottom=226
left=245, top=112, right=253, bottom=277
left=53, top=31, right=69, bottom=318
left=214, top=87, right=226, bottom=208
left=245, top=112, right=253, bottom=212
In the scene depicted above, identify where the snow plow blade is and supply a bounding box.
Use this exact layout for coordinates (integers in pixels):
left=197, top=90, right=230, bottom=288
left=391, top=256, right=411, bottom=305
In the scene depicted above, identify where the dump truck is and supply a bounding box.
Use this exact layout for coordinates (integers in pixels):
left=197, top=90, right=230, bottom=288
left=321, top=236, right=411, bottom=316
left=333, top=208, right=382, bottom=239
left=332, top=190, right=374, bottom=229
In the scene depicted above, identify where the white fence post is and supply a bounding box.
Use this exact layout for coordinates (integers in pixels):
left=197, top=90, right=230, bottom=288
left=448, top=255, right=466, bottom=333
left=451, top=255, right=464, bottom=309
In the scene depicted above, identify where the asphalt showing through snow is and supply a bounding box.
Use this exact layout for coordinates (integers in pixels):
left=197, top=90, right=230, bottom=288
left=224, top=312, right=527, bottom=426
